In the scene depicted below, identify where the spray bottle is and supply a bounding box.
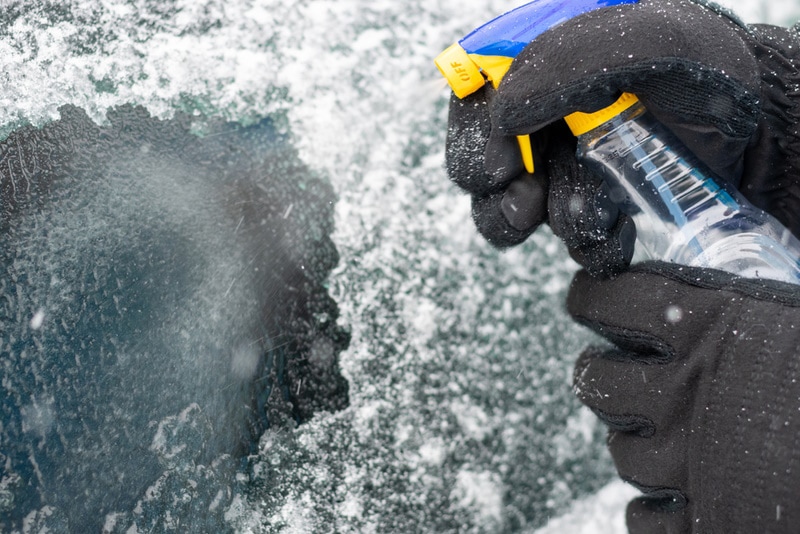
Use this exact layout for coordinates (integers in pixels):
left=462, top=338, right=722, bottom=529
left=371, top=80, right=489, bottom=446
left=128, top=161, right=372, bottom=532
left=435, top=0, right=800, bottom=284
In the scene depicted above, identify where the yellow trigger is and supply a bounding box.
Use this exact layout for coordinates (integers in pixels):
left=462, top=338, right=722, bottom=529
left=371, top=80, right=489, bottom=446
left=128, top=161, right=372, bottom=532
left=517, top=135, right=534, bottom=174
left=465, top=54, right=535, bottom=174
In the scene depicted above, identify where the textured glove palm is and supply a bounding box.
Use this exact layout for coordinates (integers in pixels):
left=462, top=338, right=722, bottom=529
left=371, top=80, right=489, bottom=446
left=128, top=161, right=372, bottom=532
left=568, top=262, right=800, bottom=533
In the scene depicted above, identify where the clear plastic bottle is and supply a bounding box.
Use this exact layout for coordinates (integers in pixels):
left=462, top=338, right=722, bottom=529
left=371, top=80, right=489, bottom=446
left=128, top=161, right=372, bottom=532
left=564, top=92, right=800, bottom=285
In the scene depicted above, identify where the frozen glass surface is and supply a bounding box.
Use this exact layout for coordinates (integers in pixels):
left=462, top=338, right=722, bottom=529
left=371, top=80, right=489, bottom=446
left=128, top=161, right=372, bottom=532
left=0, top=105, right=349, bottom=531
left=0, top=0, right=796, bottom=532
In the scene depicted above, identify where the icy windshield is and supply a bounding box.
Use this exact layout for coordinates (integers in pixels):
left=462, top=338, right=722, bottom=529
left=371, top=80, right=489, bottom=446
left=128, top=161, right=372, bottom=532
left=0, top=0, right=797, bottom=532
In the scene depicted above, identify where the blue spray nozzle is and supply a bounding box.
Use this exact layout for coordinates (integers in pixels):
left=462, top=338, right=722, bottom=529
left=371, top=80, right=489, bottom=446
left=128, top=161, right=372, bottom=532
left=436, top=0, right=637, bottom=98
left=461, top=0, right=637, bottom=59
left=435, top=0, right=638, bottom=172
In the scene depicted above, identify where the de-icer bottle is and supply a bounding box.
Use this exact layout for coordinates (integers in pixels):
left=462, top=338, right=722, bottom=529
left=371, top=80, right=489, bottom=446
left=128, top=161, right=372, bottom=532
left=436, top=0, right=800, bottom=284
left=565, top=92, right=800, bottom=284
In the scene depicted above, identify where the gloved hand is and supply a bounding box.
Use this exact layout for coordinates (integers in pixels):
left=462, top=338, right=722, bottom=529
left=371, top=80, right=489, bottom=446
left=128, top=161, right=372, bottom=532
left=446, top=0, right=800, bottom=276
left=568, top=261, right=800, bottom=533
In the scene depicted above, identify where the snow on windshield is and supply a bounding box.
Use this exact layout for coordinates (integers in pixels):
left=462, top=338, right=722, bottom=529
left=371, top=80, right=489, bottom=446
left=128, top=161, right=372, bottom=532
left=0, top=0, right=794, bottom=532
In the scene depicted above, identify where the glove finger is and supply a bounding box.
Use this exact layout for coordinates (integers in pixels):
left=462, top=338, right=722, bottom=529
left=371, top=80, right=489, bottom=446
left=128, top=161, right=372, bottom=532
left=606, top=430, right=689, bottom=507
left=484, top=129, right=525, bottom=186
left=493, top=0, right=759, bottom=181
left=471, top=173, right=547, bottom=248
left=546, top=130, right=635, bottom=276
left=563, top=215, right=635, bottom=279
left=446, top=87, right=497, bottom=197
left=566, top=265, right=735, bottom=362
left=574, top=350, right=691, bottom=512
left=573, top=347, right=694, bottom=438
left=626, top=495, right=691, bottom=534
left=447, top=84, right=548, bottom=247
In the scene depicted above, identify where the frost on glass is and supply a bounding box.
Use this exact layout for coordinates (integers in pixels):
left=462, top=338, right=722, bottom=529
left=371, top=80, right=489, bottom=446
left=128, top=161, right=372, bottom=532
left=0, top=105, right=349, bottom=531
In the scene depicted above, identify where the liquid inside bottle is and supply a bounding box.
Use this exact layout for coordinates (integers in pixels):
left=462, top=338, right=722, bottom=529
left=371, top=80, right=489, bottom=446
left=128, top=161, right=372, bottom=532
left=567, top=94, right=800, bottom=284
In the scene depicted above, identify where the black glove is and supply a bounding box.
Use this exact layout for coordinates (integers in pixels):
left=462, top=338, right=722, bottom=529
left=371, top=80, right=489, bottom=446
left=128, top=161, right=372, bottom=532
left=568, top=261, right=800, bottom=533
left=446, top=0, right=800, bottom=276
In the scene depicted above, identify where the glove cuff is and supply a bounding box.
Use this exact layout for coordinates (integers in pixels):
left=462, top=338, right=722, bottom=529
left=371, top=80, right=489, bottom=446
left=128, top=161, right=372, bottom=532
left=740, top=23, right=800, bottom=237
